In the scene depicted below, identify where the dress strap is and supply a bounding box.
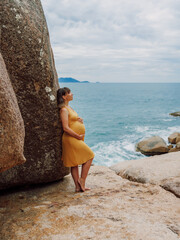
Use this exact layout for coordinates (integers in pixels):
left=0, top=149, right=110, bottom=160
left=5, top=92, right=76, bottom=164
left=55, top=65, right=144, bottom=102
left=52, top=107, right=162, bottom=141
left=64, top=106, right=70, bottom=111
left=65, top=106, right=75, bottom=112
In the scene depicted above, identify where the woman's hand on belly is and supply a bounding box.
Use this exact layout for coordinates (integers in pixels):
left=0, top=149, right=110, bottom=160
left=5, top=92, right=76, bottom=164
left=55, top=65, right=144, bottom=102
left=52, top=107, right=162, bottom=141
left=77, top=134, right=85, bottom=140
left=77, top=117, right=83, bottom=123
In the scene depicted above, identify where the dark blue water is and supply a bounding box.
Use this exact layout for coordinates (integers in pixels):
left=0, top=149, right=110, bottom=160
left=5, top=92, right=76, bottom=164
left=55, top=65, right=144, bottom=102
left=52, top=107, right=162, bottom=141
left=59, top=82, right=180, bottom=166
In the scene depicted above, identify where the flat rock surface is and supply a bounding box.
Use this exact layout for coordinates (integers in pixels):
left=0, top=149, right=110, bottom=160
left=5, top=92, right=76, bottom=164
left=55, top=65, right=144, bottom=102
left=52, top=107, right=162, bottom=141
left=0, top=166, right=180, bottom=240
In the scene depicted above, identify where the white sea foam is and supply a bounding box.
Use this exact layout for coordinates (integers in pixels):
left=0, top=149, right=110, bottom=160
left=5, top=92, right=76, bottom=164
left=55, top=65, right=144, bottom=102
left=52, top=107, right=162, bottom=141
left=162, top=119, right=173, bottom=122
left=122, top=141, right=135, bottom=152
left=135, top=126, right=150, bottom=133
left=143, top=126, right=180, bottom=143
left=92, top=125, right=180, bottom=167
left=92, top=140, right=143, bottom=167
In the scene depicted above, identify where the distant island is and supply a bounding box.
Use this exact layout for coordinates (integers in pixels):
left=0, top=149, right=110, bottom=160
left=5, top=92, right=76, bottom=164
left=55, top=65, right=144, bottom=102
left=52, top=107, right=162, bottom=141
left=58, top=77, right=89, bottom=83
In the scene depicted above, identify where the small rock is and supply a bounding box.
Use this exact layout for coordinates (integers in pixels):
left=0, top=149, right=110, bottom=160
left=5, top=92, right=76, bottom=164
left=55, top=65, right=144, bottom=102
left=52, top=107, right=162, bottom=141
left=176, top=142, right=180, bottom=149
left=168, top=148, right=180, bottom=153
left=167, top=145, right=173, bottom=150
left=169, top=111, right=180, bottom=117
left=168, top=132, right=180, bottom=144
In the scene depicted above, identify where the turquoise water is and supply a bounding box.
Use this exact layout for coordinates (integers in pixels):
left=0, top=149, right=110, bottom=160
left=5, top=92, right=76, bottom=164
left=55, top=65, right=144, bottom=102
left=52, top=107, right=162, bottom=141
left=59, top=82, right=180, bottom=166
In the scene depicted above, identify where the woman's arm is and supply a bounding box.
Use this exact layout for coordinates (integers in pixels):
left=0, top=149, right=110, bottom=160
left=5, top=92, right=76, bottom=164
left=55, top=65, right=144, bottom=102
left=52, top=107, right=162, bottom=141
left=60, top=108, right=84, bottom=140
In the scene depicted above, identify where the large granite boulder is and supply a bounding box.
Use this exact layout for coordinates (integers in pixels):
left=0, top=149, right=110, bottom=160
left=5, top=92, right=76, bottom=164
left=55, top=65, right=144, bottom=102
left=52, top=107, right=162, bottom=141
left=110, top=151, right=180, bottom=197
left=0, top=166, right=179, bottom=239
left=0, top=53, right=26, bottom=173
left=136, top=136, right=168, bottom=156
left=0, top=0, right=69, bottom=189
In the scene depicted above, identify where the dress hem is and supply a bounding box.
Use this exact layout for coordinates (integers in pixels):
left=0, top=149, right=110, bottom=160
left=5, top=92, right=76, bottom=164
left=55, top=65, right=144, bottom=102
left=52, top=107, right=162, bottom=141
left=63, top=154, right=95, bottom=168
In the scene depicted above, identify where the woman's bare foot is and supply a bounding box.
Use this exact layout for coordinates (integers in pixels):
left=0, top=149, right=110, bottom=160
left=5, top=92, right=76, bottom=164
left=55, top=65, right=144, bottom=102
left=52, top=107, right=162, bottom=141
left=75, top=187, right=81, bottom=192
left=75, top=179, right=91, bottom=192
left=75, top=187, right=91, bottom=193
left=78, top=178, right=85, bottom=192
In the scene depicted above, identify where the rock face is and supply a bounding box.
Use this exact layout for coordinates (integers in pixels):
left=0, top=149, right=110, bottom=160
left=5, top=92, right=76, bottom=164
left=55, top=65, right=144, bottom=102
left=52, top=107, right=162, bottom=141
left=170, top=111, right=180, bottom=117
left=110, top=151, right=180, bottom=197
left=136, top=136, right=168, bottom=156
left=0, top=165, right=179, bottom=240
left=0, top=0, right=69, bottom=189
left=0, top=53, right=26, bottom=173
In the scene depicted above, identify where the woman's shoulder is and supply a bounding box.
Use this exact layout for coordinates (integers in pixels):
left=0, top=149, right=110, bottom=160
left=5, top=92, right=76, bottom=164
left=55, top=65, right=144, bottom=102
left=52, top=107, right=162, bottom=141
left=60, top=107, right=68, bottom=113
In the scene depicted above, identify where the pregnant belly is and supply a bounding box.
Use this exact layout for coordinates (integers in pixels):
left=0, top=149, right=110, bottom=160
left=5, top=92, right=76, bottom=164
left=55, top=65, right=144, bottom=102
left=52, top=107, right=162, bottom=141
left=70, top=121, right=85, bottom=135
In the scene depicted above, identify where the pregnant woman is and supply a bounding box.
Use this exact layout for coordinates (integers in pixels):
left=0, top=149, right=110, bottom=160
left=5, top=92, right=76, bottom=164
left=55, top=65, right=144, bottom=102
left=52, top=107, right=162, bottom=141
left=57, top=87, right=95, bottom=192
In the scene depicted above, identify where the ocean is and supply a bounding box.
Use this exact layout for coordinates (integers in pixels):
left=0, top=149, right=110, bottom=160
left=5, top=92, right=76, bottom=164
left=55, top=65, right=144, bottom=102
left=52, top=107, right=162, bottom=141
left=59, top=82, right=180, bottom=166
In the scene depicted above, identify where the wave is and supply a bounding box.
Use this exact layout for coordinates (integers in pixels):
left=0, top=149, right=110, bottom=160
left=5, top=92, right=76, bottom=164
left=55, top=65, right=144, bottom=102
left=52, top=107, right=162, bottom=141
left=162, top=119, right=173, bottom=122
left=91, top=140, right=144, bottom=167
left=135, top=126, right=180, bottom=143
left=135, top=126, right=150, bottom=133
left=91, top=125, right=180, bottom=167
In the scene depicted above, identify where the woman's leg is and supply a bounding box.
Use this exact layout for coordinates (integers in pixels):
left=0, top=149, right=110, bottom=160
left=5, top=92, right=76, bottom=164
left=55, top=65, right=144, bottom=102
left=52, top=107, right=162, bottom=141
left=81, top=158, right=93, bottom=180
left=71, top=166, right=80, bottom=192
left=78, top=158, right=93, bottom=191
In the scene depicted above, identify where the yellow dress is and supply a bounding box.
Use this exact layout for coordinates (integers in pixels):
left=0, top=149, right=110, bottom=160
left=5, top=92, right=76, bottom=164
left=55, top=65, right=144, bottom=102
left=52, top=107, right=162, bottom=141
left=61, top=106, right=95, bottom=167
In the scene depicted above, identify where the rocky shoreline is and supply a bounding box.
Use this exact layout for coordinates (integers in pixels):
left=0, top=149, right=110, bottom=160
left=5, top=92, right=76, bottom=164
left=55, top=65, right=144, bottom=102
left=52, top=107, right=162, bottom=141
left=0, top=152, right=180, bottom=240
left=136, top=132, right=180, bottom=156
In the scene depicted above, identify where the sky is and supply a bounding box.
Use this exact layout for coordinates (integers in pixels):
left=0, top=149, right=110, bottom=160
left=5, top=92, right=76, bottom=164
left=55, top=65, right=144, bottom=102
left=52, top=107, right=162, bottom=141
left=41, top=0, right=180, bottom=83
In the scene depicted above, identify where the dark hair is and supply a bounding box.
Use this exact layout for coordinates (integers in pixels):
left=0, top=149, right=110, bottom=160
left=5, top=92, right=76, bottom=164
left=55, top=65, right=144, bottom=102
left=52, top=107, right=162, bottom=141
left=57, top=87, right=71, bottom=108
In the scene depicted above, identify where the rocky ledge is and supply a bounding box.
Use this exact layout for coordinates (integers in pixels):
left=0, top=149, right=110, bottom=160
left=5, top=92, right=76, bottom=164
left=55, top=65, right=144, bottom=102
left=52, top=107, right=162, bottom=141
left=0, top=152, right=180, bottom=240
left=110, top=151, right=180, bottom=197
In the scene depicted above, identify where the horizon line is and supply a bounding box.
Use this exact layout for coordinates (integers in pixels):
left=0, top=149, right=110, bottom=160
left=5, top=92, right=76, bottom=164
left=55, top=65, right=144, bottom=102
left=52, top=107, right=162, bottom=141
left=59, top=81, right=180, bottom=84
